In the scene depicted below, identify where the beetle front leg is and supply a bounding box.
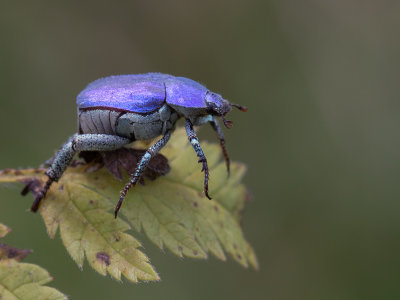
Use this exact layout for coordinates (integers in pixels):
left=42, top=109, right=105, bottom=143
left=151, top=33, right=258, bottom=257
left=185, top=119, right=211, bottom=200
left=116, top=130, right=172, bottom=217
left=31, top=134, right=131, bottom=212
left=209, top=117, right=230, bottom=176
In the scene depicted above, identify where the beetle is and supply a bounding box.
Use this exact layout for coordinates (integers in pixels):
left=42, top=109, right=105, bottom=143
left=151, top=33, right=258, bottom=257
left=31, top=73, right=247, bottom=217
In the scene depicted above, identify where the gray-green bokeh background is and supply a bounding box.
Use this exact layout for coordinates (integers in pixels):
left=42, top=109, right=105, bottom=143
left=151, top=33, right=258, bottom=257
left=1, top=1, right=400, bottom=299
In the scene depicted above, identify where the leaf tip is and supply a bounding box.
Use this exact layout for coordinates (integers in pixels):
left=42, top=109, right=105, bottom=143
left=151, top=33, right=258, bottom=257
left=0, top=223, right=11, bottom=239
left=247, top=245, right=259, bottom=270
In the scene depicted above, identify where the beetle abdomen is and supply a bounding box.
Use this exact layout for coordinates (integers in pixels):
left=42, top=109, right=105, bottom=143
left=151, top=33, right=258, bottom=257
left=115, top=104, right=178, bottom=140
left=78, top=104, right=178, bottom=141
left=79, top=109, right=121, bottom=135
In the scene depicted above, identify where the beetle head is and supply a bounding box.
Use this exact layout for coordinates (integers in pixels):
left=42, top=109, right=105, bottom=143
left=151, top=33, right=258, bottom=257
left=205, top=92, right=231, bottom=116
left=205, top=92, right=247, bottom=128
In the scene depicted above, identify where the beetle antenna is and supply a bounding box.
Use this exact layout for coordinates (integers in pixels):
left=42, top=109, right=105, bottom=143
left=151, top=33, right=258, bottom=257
left=232, top=104, right=248, bottom=112
left=222, top=116, right=233, bottom=128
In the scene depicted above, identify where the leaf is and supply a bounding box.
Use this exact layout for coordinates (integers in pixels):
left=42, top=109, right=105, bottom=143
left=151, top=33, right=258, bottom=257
left=131, top=128, right=258, bottom=268
left=0, top=224, right=10, bottom=239
left=0, top=127, right=258, bottom=282
left=0, top=260, right=67, bottom=300
left=0, top=223, right=32, bottom=262
left=0, top=244, right=32, bottom=262
left=0, top=223, right=67, bottom=300
left=37, top=181, right=158, bottom=282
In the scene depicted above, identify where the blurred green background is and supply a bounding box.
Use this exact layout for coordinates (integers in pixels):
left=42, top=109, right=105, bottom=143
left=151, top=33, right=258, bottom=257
left=1, top=1, right=400, bottom=299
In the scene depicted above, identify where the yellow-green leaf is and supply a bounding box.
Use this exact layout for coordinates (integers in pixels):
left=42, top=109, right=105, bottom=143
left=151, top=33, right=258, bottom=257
left=0, top=224, right=66, bottom=299
left=0, top=260, right=67, bottom=300
left=41, top=182, right=158, bottom=282
left=0, top=223, right=32, bottom=261
left=0, top=223, right=10, bottom=239
left=0, top=127, right=258, bottom=280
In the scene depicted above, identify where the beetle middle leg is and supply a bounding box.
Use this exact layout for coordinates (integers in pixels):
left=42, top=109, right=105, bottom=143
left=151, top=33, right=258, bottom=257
left=185, top=119, right=211, bottom=200
left=116, top=129, right=172, bottom=217
left=31, top=134, right=131, bottom=212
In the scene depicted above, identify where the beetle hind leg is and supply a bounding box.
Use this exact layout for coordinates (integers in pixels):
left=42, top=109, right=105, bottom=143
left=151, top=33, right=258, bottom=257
left=31, top=134, right=131, bottom=212
left=185, top=119, right=211, bottom=200
left=29, top=177, right=55, bottom=212
left=30, top=135, right=78, bottom=212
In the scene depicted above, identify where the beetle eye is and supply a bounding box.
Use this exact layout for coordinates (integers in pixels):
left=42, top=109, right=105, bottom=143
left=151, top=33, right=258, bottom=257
left=206, top=101, right=221, bottom=116
left=206, top=107, right=215, bottom=115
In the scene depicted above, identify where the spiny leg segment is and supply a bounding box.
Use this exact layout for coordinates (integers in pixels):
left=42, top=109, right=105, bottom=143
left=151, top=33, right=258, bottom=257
left=185, top=119, right=211, bottom=200
left=31, top=134, right=131, bottom=212
left=116, top=130, right=172, bottom=217
left=209, top=117, right=230, bottom=176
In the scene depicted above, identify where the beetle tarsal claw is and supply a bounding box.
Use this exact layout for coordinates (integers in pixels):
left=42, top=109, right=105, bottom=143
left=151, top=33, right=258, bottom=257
left=222, top=117, right=233, bottom=129
left=204, top=188, right=212, bottom=200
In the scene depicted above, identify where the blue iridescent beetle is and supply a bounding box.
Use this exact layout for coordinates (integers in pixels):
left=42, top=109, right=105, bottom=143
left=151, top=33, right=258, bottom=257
left=31, top=73, right=247, bottom=217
